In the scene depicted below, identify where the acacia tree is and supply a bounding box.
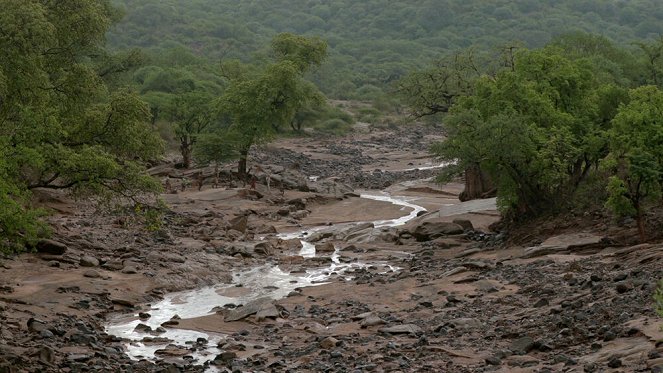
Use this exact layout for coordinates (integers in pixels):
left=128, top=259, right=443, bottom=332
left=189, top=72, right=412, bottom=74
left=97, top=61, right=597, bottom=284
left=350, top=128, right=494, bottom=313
left=605, top=86, right=663, bottom=241
left=169, top=91, right=215, bottom=168
left=435, top=47, right=618, bottom=216
left=0, top=0, right=163, bottom=252
left=218, top=33, right=327, bottom=177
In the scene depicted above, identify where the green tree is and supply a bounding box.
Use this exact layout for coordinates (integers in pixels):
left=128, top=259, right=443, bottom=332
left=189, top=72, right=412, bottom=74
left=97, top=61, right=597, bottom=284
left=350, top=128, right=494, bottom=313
left=218, top=33, right=327, bottom=177
left=605, top=85, right=663, bottom=241
left=168, top=91, right=215, bottom=168
left=0, top=0, right=163, bottom=252
left=396, top=49, right=485, bottom=118
left=435, top=47, right=613, bottom=216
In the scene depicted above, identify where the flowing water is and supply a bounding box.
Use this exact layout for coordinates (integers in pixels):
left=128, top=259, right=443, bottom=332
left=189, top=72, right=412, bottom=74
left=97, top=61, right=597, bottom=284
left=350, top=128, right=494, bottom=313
left=105, top=192, right=427, bottom=368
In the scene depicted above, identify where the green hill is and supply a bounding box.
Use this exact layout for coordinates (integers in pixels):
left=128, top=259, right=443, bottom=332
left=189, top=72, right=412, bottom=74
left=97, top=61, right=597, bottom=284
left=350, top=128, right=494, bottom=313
left=108, top=0, right=663, bottom=99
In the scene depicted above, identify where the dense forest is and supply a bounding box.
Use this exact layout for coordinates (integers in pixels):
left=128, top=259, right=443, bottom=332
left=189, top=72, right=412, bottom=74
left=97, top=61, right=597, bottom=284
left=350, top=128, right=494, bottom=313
left=108, top=0, right=663, bottom=99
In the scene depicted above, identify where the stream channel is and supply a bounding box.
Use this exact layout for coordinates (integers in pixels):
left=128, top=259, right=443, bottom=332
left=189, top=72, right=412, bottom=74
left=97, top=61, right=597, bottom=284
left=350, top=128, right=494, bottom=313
left=105, top=191, right=428, bottom=369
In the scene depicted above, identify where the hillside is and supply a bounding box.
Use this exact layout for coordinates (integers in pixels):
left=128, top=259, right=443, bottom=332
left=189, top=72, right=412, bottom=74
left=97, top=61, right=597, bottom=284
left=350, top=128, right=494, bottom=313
left=108, top=0, right=663, bottom=98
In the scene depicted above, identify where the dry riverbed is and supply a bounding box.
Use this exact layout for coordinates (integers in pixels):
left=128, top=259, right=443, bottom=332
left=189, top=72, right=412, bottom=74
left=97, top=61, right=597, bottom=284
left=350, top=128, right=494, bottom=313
left=1, top=124, right=662, bottom=373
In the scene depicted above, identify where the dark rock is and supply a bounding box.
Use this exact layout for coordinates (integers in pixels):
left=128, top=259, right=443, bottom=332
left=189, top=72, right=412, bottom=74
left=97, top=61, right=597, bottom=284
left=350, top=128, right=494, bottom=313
left=485, top=356, right=501, bottom=366
left=410, top=221, right=464, bottom=241
left=134, top=323, right=152, bottom=333
left=510, top=336, right=535, bottom=355
left=534, top=298, right=549, bottom=308
left=452, top=219, right=474, bottom=231
left=139, top=312, right=151, bottom=320
left=616, top=282, right=631, bottom=293
left=607, top=356, right=622, bottom=368
left=36, top=239, right=67, bottom=255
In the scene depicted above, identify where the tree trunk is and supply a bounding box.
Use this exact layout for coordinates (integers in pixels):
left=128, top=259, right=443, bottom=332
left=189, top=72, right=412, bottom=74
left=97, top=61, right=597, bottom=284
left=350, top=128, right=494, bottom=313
left=238, top=149, right=248, bottom=184
left=636, top=204, right=647, bottom=243
left=180, top=140, right=191, bottom=169
left=460, top=164, right=495, bottom=201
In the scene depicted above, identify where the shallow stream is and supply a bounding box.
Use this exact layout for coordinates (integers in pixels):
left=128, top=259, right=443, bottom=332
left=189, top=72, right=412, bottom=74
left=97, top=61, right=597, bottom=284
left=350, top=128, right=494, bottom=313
left=105, top=192, right=427, bottom=368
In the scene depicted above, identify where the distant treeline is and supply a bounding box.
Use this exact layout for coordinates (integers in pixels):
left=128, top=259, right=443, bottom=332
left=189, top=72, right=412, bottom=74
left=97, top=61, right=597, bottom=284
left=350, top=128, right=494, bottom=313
left=108, top=0, right=663, bottom=100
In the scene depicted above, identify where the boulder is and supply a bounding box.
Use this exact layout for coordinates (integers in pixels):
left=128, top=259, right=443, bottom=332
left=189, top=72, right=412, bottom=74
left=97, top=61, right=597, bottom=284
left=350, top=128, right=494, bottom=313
left=409, top=221, right=464, bottom=241
left=79, top=255, right=99, bottom=267
left=35, top=239, right=67, bottom=255
left=452, top=218, right=474, bottom=231
left=315, top=241, right=336, bottom=253
left=308, top=179, right=354, bottom=198
left=229, top=215, right=248, bottom=233
left=253, top=241, right=273, bottom=256
left=225, top=297, right=274, bottom=322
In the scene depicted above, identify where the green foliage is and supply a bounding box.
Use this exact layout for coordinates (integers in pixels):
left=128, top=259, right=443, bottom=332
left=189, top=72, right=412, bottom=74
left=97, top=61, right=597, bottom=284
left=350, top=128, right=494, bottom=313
left=435, top=47, right=614, bottom=215
left=215, top=33, right=328, bottom=174
left=0, top=0, right=163, bottom=252
left=604, top=86, right=663, bottom=239
left=193, top=131, right=241, bottom=167
left=108, top=0, right=663, bottom=99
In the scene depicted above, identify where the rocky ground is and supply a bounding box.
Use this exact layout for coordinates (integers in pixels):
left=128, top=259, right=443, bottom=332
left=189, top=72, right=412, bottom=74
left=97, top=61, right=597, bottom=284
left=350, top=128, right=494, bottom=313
left=0, top=123, right=662, bottom=373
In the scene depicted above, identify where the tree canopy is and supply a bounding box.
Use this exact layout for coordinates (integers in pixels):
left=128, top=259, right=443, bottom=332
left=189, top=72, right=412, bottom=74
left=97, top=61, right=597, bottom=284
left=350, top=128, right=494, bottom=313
left=107, top=0, right=663, bottom=100
left=0, top=0, right=163, bottom=252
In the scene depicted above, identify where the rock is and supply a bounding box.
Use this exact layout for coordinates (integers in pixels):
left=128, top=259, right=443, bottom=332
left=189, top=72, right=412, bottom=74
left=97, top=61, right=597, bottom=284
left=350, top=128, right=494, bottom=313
left=452, top=218, right=474, bottom=231
left=40, top=329, right=54, bottom=338
left=361, top=315, right=385, bottom=328
left=253, top=241, right=273, bottom=256
left=616, top=282, right=631, bottom=293
left=447, top=318, right=482, bottom=330
left=607, top=356, right=622, bottom=368
left=485, top=356, right=501, bottom=366
left=121, top=266, right=138, bottom=274
left=510, top=336, right=535, bottom=355
left=83, top=270, right=101, bottom=278
left=255, top=303, right=280, bottom=321
left=139, top=312, right=151, bottom=320
left=216, top=351, right=237, bottom=362
left=134, top=323, right=152, bottom=333
left=521, top=233, right=604, bottom=258
left=534, top=298, right=549, bottom=307
left=290, top=210, right=309, bottom=219
left=103, top=260, right=124, bottom=271
left=79, top=255, right=99, bottom=267
left=315, top=241, right=336, bottom=253
left=225, top=297, right=273, bottom=322
left=319, top=336, right=339, bottom=350
left=410, top=221, right=464, bottom=241
left=379, top=324, right=423, bottom=335
left=35, top=239, right=67, bottom=255
left=161, top=253, right=186, bottom=263
left=38, top=346, right=54, bottom=364
left=229, top=215, right=248, bottom=233
left=111, top=298, right=135, bottom=308
left=308, top=179, right=354, bottom=198
left=27, top=318, right=48, bottom=333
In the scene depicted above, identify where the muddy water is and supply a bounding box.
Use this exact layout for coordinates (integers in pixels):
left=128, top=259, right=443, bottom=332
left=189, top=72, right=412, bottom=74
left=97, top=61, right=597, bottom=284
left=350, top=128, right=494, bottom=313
left=105, top=192, right=427, bottom=368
